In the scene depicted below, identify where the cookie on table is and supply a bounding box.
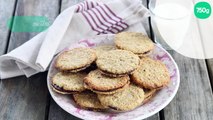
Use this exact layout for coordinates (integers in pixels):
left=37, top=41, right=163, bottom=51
left=143, top=89, right=157, bottom=104
left=52, top=72, right=86, bottom=94
left=94, top=45, right=116, bottom=58
left=73, top=91, right=108, bottom=111
left=84, top=70, right=130, bottom=94
left=131, top=57, right=170, bottom=89
left=98, top=84, right=145, bottom=111
left=115, top=32, right=154, bottom=57
left=55, top=48, right=96, bottom=72
left=96, top=50, right=140, bottom=77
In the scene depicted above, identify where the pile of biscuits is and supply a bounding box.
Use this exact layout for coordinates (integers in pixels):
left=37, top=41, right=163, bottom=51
left=51, top=32, right=170, bottom=111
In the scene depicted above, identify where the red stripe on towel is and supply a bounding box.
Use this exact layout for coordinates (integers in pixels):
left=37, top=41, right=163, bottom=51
left=82, top=12, right=102, bottom=35
left=104, top=4, right=129, bottom=28
left=90, top=9, right=115, bottom=33
left=78, top=0, right=128, bottom=34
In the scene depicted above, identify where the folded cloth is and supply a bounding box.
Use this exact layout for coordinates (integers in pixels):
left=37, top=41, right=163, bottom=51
left=0, top=0, right=150, bottom=79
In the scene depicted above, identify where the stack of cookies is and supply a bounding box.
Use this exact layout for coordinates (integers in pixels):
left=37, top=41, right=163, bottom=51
left=51, top=32, right=170, bottom=112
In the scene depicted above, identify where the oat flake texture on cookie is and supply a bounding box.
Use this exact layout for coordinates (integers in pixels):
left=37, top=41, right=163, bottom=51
left=96, top=50, right=140, bottom=77
left=55, top=48, right=97, bottom=72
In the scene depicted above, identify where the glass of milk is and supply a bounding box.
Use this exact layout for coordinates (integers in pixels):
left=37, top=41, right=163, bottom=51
left=149, top=0, right=193, bottom=50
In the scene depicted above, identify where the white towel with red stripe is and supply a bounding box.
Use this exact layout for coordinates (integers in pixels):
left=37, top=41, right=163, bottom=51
left=0, top=0, right=150, bottom=79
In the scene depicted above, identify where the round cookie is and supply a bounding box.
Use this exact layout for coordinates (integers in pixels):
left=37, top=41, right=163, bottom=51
left=73, top=91, right=108, bottom=111
left=94, top=45, right=116, bottom=58
left=86, top=80, right=130, bottom=95
left=143, top=89, right=157, bottom=104
left=52, top=72, right=86, bottom=94
left=55, top=48, right=96, bottom=72
left=84, top=70, right=129, bottom=92
left=131, top=57, right=170, bottom=89
left=98, top=84, right=145, bottom=111
left=96, top=50, right=140, bottom=77
left=115, top=32, right=154, bottom=56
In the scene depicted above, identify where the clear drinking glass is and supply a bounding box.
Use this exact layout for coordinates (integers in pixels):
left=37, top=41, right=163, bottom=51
left=149, top=0, right=193, bottom=50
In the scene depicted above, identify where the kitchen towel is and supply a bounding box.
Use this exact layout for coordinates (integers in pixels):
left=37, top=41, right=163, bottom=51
left=0, top=0, right=150, bottom=79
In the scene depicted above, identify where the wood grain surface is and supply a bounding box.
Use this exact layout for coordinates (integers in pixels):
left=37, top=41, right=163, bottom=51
left=0, top=0, right=16, bottom=55
left=163, top=51, right=213, bottom=120
left=0, top=0, right=60, bottom=119
left=206, top=59, right=213, bottom=91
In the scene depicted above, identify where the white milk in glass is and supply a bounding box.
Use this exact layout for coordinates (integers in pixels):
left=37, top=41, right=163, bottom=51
left=151, top=3, right=191, bottom=49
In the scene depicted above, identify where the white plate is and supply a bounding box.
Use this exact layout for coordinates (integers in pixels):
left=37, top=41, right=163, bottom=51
left=47, top=35, right=180, bottom=120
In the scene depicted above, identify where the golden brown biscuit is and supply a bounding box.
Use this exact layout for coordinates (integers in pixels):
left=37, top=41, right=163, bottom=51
left=131, top=57, right=170, bottom=89
left=96, top=50, right=140, bottom=77
left=55, top=48, right=96, bottom=72
left=73, top=91, right=108, bottom=111
left=94, top=45, right=116, bottom=58
left=52, top=72, right=86, bottom=94
left=98, top=84, right=145, bottom=111
left=86, top=81, right=130, bottom=95
left=115, top=32, right=154, bottom=56
left=84, top=70, right=129, bottom=92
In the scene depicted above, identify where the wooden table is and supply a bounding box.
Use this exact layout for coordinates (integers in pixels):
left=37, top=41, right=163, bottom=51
left=0, top=0, right=213, bottom=120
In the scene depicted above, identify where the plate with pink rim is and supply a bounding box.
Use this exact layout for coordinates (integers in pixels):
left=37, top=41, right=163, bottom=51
left=47, top=34, right=180, bottom=120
